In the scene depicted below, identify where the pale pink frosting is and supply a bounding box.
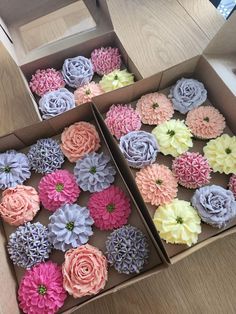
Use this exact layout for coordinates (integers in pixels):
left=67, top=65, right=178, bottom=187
left=136, top=92, right=174, bottom=125
left=0, top=185, right=40, bottom=226
left=229, top=174, right=236, bottom=198
left=186, top=106, right=226, bottom=139
left=135, top=164, right=178, bottom=206
left=74, top=82, right=104, bottom=106
left=62, top=244, right=108, bottom=298
left=61, top=121, right=101, bottom=162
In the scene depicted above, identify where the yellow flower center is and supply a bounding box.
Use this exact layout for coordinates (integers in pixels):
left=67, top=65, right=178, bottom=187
left=176, top=216, right=183, bottom=224
left=167, top=130, right=175, bottom=137
left=225, top=148, right=232, bottom=154
left=85, top=89, right=91, bottom=95
left=55, top=183, right=64, bottom=192
left=156, top=179, right=163, bottom=185
left=152, top=102, right=159, bottom=109
left=203, top=117, right=209, bottom=122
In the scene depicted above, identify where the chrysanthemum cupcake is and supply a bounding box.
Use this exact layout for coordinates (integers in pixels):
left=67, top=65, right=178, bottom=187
left=74, top=82, right=104, bottom=106
left=100, top=69, right=134, bottom=92
left=91, top=47, right=122, bottom=75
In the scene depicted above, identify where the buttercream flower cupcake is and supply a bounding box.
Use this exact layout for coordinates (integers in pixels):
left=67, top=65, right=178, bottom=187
left=39, top=170, right=80, bottom=212
left=74, top=82, right=104, bottom=106
left=135, top=164, right=178, bottom=206
left=0, top=185, right=40, bottom=226
left=153, top=199, right=201, bottom=246
left=172, top=152, right=212, bottom=189
left=62, top=244, right=108, bottom=298
left=100, top=69, right=134, bottom=92
left=61, top=121, right=101, bottom=162
left=88, top=185, right=131, bottom=230
left=152, top=119, right=193, bottom=157
left=203, top=134, right=236, bottom=174
left=168, top=77, right=207, bottom=114
left=136, top=92, right=174, bottom=125
left=119, top=131, right=159, bottom=168
left=186, top=106, right=225, bottom=139
left=192, top=185, right=236, bottom=228
left=91, top=46, right=122, bottom=75
left=229, top=174, right=236, bottom=198
left=105, top=104, right=141, bottom=139
left=18, top=261, right=67, bottom=314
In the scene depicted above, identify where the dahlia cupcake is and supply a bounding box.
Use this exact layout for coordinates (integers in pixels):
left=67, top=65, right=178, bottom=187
left=186, top=106, right=225, bottom=139
left=91, top=46, right=122, bottom=75
left=135, top=164, right=178, bottom=206
left=229, top=174, right=236, bottom=198
left=0, top=185, right=40, bottom=226
left=62, top=244, right=108, bottom=298
left=88, top=185, right=131, bottom=230
left=60, top=121, right=101, bottom=162
left=106, top=225, right=149, bottom=274
left=172, top=152, right=212, bottom=189
left=203, top=134, right=236, bottom=174
left=136, top=92, right=174, bottom=125
left=99, top=69, right=134, bottom=92
left=74, top=82, right=104, bottom=106
left=152, top=119, right=193, bottom=157
left=38, top=169, right=80, bottom=212
left=153, top=199, right=201, bottom=246
left=18, top=261, right=67, bottom=314
left=105, top=104, right=141, bottom=139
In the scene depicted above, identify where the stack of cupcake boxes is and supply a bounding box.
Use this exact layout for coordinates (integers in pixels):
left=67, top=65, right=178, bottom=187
left=0, top=0, right=236, bottom=313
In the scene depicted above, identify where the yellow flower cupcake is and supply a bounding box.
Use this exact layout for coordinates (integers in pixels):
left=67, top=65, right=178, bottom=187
left=99, top=69, right=134, bottom=92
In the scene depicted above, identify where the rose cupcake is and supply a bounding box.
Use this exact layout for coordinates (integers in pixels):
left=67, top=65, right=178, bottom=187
left=74, top=82, right=104, bottom=106
left=91, top=46, right=122, bottom=75
left=100, top=69, right=134, bottom=92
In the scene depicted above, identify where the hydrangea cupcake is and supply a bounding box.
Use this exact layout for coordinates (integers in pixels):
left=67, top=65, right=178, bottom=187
left=192, top=185, right=236, bottom=228
left=29, top=68, right=65, bottom=96
left=152, top=119, right=193, bottom=157
left=105, top=104, right=141, bottom=139
left=61, top=121, right=100, bottom=162
left=135, top=164, right=178, bottom=206
left=168, top=77, right=207, bottom=114
left=27, top=138, right=64, bottom=174
left=38, top=88, right=75, bottom=119
left=119, top=131, right=159, bottom=168
left=136, top=92, right=174, bottom=125
left=229, top=174, right=236, bottom=198
left=39, top=170, right=80, bottom=212
left=8, top=222, right=51, bottom=269
left=203, top=134, right=236, bottom=174
left=106, top=225, right=149, bottom=274
left=74, top=82, right=104, bottom=106
left=48, top=204, right=94, bottom=251
left=18, top=261, right=67, bottom=314
left=74, top=152, right=116, bottom=193
left=62, top=244, right=108, bottom=298
left=186, top=106, right=225, bottom=139
left=62, top=56, right=94, bottom=88
left=0, top=185, right=40, bottom=226
left=100, top=69, right=134, bottom=92
left=0, top=150, right=31, bottom=189
left=88, top=185, right=131, bottom=230
left=91, top=46, right=122, bottom=75
left=172, top=152, right=212, bottom=189
left=153, top=199, right=201, bottom=246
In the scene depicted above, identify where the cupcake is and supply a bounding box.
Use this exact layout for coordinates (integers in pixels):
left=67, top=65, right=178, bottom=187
left=62, top=244, right=108, bottom=298
left=62, top=56, right=94, bottom=88
left=153, top=199, right=201, bottom=246
left=119, top=131, right=159, bottom=168
left=105, top=104, right=141, bottom=139
left=18, top=261, right=67, bottom=314
left=8, top=222, right=51, bottom=269
left=74, top=152, right=116, bottom=193
left=203, top=134, right=236, bottom=174
left=0, top=150, right=31, bottom=189
left=27, top=138, right=64, bottom=174
left=38, top=170, right=80, bottom=212
left=0, top=185, right=40, bottom=226
left=192, top=185, right=236, bottom=228
left=186, top=106, right=225, bottom=139
left=74, top=82, right=104, bottom=106
left=172, top=152, right=212, bottom=189
left=88, top=185, right=131, bottom=230
left=48, top=204, right=94, bottom=252
left=136, top=92, right=174, bottom=125
left=29, top=68, right=65, bottom=96
left=152, top=119, right=193, bottom=157
left=106, top=225, right=149, bottom=274
left=135, top=164, right=178, bottom=206
left=168, top=77, right=207, bottom=114
left=91, top=46, right=122, bottom=75
left=229, top=174, right=236, bottom=198
left=61, top=121, right=100, bottom=162
left=99, top=69, right=134, bottom=92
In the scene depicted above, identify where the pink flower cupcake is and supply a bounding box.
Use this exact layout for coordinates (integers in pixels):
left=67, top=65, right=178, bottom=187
left=229, top=174, right=236, bottom=198
left=136, top=92, right=174, bottom=125
left=74, top=82, right=104, bottom=106
left=39, top=170, right=80, bottom=212
left=88, top=185, right=131, bottom=230
left=91, top=47, right=122, bottom=75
